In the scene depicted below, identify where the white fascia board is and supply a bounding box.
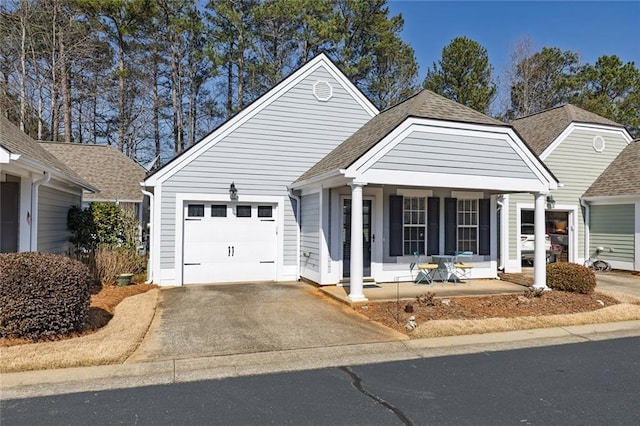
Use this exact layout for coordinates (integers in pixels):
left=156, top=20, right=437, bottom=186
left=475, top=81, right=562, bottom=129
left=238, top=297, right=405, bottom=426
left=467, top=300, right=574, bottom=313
left=147, top=54, right=378, bottom=187
left=347, top=117, right=557, bottom=191
left=582, top=195, right=640, bottom=205
left=289, top=169, right=346, bottom=190
left=540, top=123, right=633, bottom=161
left=354, top=169, right=550, bottom=193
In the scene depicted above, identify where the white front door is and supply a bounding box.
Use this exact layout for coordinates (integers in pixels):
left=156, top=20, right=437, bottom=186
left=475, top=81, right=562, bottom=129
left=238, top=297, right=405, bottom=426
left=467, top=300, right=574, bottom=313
left=183, top=203, right=277, bottom=284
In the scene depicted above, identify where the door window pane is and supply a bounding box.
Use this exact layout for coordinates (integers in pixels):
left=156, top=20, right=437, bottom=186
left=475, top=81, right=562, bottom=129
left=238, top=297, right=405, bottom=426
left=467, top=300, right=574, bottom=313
left=211, top=205, right=227, bottom=217
left=188, top=204, right=204, bottom=217
left=258, top=206, right=273, bottom=218
left=237, top=205, right=251, bottom=217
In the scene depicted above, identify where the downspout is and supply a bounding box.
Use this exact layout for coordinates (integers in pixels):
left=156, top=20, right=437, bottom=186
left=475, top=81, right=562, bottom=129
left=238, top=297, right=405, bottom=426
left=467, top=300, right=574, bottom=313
left=580, top=197, right=590, bottom=262
left=496, top=195, right=504, bottom=271
left=141, top=186, right=154, bottom=284
left=30, top=171, right=51, bottom=251
left=287, top=186, right=301, bottom=281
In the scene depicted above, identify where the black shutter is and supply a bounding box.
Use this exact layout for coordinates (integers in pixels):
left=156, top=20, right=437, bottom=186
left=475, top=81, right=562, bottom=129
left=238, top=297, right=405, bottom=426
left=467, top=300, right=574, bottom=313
left=444, top=197, right=457, bottom=255
left=427, top=197, right=440, bottom=255
left=478, top=198, right=491, bottom=255
left=389, top=195, right=403, bottom=256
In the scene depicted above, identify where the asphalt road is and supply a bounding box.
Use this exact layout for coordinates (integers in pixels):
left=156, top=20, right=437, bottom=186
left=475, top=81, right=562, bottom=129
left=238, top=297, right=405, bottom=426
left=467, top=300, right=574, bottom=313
left=3, top=337, right=639, bottom=425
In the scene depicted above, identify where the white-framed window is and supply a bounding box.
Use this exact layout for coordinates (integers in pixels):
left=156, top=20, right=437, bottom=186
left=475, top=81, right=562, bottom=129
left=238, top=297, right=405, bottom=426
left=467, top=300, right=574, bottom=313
left=457, top=199, right=478, bottom=252
left=403, top=196, right=425, bottom=255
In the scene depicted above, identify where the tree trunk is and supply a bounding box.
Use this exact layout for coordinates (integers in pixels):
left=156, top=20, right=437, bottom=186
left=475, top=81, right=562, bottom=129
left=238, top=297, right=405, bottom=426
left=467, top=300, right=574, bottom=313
left=59, top=16, right=72, bottom=142
left=118, top=44, right=126, bottom=152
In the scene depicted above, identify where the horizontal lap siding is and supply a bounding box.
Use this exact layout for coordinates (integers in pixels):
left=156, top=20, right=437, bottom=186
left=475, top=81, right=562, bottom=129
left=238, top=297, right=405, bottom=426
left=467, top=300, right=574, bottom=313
left=159, top=66, right=372, bottom=270
left=590, top=204, right=635, bottom=262
left=508, top=128, right=629, bottom=260
left=300, top=193, right=320, bottom=273
left=38, top=185, right=81, bottom=254
left=372, top=131, right=533, bottom=178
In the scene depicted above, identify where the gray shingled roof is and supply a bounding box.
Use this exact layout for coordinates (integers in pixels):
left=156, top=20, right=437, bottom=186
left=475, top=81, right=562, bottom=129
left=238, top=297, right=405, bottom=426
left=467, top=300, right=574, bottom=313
left=583, top=139, right=640, bottom=197
left=296, top=89, right=506, bottom=182
left=0, top=115, right=93, bottom=189
left=40, top=142, right=146, bottom=202
left=512, top=104, right=623, bottom=156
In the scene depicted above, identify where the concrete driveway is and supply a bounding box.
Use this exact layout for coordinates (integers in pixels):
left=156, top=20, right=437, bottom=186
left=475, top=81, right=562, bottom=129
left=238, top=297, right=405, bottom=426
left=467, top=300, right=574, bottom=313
left=126, top=282, right=406, bottom=363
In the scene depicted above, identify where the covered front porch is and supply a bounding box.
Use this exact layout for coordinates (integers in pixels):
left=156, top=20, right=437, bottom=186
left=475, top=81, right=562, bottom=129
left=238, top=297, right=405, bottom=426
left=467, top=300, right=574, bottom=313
left=291, top=90, right=558, bottom=302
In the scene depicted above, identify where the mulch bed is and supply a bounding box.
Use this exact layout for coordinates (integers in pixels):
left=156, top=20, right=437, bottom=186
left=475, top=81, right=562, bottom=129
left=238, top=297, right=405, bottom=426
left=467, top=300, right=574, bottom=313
left=359, top=290, right=620, bottom=335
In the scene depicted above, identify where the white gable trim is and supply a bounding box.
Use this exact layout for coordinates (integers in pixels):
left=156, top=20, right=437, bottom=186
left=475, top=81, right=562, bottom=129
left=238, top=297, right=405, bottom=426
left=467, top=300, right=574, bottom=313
left=540, top=123, right=633, bottom=161
left=145, top=54, right=378, bottom=186
left=346, top=117, right=557, bottom=191
left=0, top=146, right=20, bottom=163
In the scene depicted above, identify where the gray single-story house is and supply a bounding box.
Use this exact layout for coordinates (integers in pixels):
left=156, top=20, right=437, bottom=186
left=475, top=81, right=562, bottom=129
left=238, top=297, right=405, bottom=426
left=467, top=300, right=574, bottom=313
left=582, top=138, right=640, bottom=271
left=0, top=115, right=96, bottom=254
left=143, top=54, right=557, bottom=299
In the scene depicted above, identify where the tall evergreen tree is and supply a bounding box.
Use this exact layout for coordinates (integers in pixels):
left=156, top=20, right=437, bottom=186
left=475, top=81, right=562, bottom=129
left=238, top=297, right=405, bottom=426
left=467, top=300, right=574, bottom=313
left=571, top=55, right=640, bottom=137
left=422, top=36, right=496, bottom=114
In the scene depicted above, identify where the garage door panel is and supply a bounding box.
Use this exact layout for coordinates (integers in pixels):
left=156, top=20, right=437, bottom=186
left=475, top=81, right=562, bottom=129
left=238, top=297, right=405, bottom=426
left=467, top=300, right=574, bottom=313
left=183, top=202, right=278, bottom=284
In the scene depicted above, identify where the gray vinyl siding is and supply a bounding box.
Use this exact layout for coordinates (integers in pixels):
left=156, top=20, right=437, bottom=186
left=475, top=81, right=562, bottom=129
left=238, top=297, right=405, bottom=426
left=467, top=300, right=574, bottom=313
left=372, top=131, right=533, bottom=178
left=508, top=128, right=629, bottom=260
left=590, top=204, right=635, bottom=263
left=159, top=65, right=372, bottom=269
left=37, top=185, right=81, bottom=254
left=300, top=193, right=320, bottom=272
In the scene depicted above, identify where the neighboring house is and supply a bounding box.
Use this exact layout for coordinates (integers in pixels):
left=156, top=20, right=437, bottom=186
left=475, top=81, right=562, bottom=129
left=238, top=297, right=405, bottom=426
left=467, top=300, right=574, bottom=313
left=0, top=115, right=96, bottom=254
left=40, top=142, right=148, bottom=227
left=582, top=139, right=640, bottom=271
left=143, top=54, right=557, bottom=298
left=504, top=105, right=634, bottom=273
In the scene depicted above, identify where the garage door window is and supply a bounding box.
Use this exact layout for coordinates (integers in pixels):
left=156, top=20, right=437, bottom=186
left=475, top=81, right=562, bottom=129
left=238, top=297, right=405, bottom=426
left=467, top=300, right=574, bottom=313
left=188, top=204, right=204, bottom=217
left=211, top=205, right=227, bottom=217
left=237, top=205, right=251, bottom=217
left=258, top=206, right=273, bottom=218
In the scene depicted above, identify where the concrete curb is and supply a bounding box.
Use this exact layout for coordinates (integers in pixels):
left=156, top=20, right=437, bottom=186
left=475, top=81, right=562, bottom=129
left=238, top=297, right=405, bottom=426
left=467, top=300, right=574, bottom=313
left=3, top=320, right=639, bottom=401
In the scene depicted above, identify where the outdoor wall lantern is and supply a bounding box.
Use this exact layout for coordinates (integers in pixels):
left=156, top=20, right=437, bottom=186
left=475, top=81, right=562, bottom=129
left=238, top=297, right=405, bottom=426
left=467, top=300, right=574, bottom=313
left=546, top=194, right=556, bottom=209
left=229, top=182, right=238, bottom=200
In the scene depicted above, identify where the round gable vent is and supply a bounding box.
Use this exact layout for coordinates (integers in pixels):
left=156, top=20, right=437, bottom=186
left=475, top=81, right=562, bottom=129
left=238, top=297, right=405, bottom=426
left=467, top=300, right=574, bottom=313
left=592, top=135, right=605, bottom=152
left=313, top=81, right=333, bottom=102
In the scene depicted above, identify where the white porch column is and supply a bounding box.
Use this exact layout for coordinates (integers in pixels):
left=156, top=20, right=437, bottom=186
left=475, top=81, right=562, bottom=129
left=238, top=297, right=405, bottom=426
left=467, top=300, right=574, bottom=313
left=533, top=192, right=549, bottom=290
left=348, top=182, right=367, bottom=302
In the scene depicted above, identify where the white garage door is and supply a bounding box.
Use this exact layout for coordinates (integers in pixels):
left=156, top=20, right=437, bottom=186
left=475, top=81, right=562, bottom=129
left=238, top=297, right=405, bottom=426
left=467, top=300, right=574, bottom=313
left=183, top=202, right=277, bottom=284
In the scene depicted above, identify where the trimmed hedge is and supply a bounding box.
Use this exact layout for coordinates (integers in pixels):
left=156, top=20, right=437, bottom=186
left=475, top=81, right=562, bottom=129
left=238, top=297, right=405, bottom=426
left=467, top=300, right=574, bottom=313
left=0, top=252, right=92, bottom=340
left=546, top=262, right=597, bottom=294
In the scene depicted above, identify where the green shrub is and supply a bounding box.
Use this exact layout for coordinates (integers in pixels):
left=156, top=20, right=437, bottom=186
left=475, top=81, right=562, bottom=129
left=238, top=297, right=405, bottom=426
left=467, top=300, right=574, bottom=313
left=546, top=262, right=596, bottom=294
left=0, top=252, right=92, bottom=340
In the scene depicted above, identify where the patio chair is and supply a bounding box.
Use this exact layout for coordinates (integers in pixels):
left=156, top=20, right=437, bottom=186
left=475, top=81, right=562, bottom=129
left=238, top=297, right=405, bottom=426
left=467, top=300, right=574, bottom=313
left=411, top=252, right=439, bottom=284
left=454, top=251, right=474, bottom=281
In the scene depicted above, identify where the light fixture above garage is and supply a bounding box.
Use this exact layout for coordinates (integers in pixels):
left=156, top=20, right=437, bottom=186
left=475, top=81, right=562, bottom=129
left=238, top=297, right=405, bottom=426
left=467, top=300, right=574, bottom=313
left=229, top=182, right=238, bottom=200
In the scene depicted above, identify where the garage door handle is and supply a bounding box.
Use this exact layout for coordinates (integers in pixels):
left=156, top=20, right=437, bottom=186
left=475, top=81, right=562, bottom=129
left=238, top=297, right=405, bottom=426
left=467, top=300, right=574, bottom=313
left=232, top=246, right=234, bottom=256
left=228, top=246, right=231, bottom=256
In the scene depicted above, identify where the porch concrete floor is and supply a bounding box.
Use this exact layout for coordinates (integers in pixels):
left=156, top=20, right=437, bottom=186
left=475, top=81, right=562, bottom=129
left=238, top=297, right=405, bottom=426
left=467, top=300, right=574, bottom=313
left=319, top=279, right=528, bottom=306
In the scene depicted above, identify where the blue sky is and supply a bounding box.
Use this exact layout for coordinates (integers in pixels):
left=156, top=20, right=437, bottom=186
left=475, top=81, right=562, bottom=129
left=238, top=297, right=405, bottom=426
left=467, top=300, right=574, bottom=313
left=386, top=1, right=640, bottom=85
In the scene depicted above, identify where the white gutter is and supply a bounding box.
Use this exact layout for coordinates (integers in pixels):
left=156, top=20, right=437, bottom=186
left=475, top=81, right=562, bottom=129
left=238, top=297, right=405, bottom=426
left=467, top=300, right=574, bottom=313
left=141, top=186, right=154, bottom=284
left=287, top=186, right=301, bottom=281
left=580, top=197, right=590, bottom=260
left=30, top=171, right=51, bottom=250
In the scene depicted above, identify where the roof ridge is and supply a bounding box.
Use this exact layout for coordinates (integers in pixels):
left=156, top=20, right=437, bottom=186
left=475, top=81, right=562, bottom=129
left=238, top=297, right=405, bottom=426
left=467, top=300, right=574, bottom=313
left=513, top=104, right=568, bottom=121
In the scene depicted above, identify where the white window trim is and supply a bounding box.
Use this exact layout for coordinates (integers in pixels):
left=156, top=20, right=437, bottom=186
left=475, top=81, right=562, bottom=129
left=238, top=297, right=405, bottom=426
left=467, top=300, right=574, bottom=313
left=457, top=198, right=479, bottom=254
left=396, top=189, right=433, bottom=256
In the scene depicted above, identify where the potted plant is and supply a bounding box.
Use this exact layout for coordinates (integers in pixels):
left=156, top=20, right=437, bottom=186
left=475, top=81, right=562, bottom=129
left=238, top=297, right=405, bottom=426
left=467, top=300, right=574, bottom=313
left=116, top=273, right=133, bottom=286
